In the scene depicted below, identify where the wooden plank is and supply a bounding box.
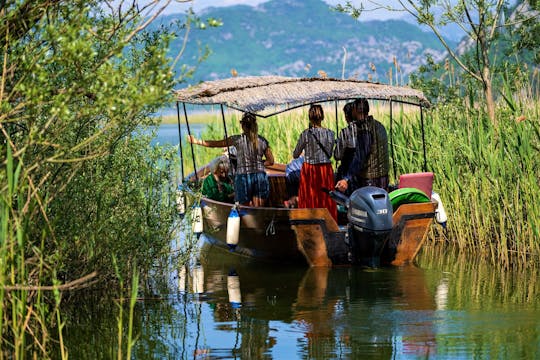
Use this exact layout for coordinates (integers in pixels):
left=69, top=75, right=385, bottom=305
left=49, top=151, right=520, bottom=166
left=268, top=175, right=288, bottom=207
left=265, top=163, right=286, bottom=173
left=392, top=202, right=436, bottom=221
left=292, top=224, right=332, bottom=267
left=391, top=202, right=436, bottom=266
left=289, top=208, right=340, bottom=267
left=289, top=208, right=341, bottom=232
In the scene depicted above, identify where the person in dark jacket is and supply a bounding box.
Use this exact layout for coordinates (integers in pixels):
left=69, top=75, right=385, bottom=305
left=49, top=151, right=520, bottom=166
left=335, top=98, right=389, bottom=194
left=334, top=101, right=357, bottom=188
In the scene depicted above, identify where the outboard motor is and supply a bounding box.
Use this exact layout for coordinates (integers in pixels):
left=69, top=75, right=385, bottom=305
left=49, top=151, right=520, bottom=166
left=347, top=186, right=393, bottom=267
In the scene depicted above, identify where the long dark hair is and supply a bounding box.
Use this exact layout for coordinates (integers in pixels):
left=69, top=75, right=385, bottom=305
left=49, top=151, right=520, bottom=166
left=308, top=104, right=324, bottom=126
left=241, top=112, right=258, bottom=150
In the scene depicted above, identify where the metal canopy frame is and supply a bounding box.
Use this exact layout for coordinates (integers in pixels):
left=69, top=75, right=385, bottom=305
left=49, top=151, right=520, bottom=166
left=175, top=76, right=430, bottom=183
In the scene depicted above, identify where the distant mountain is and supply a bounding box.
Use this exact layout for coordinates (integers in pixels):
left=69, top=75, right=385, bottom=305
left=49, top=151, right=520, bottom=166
left=160, top=0, right=455, bottom=84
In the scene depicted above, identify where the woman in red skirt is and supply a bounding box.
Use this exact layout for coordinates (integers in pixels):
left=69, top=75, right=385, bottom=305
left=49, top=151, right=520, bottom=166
left=292, top=104, right=337, bottom=222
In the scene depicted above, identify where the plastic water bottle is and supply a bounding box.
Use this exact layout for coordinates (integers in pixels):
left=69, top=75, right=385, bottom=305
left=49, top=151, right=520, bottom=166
left=226, top=203, right=240, bottom=251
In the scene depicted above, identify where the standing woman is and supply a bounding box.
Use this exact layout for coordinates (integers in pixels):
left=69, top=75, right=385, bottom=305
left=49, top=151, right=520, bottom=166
left=188, top=112, right=274, bottom=207
left=293, top=104, right=337, bottom=221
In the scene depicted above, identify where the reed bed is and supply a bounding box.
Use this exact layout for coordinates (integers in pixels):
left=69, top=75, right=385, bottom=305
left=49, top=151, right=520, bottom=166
left=417, top=244, right=539, bottom=308
left=0, top=147, right=61, bottom=357
left=416, top=244, right=539, bottom=358
left=422, top=102, right=540, bottom=264
left=0, top=144, right=183, bottom=358
left=176, top=96, right=540, bottom=263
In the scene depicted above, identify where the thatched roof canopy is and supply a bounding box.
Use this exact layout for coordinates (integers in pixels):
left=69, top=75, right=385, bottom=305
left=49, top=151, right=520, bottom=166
left=174, top=76, right=430, bottom=116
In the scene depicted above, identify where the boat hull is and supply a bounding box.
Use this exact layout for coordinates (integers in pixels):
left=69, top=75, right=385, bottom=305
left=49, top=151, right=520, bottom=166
left=387, top=202, right=437, bottom=266
left=198, top=197, right=349, bottom=266
left=347, top=202, right=436, bottom=267
left=184, top=161, right=435, bottom=267
left=189, top=193, right=435, bottom=267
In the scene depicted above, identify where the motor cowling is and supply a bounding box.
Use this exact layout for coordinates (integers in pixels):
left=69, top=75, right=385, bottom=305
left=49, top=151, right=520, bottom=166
left=346, top=187, right=393, bottom=267
left=347, top=186, right=393, bottom=234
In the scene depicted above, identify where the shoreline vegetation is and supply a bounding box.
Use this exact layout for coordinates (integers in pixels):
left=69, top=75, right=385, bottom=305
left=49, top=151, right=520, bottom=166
left=2, top=2, right=189, bottom=357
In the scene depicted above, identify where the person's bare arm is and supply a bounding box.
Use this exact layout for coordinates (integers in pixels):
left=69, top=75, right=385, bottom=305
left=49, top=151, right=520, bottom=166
left=335, top=179, right=348, bottom=192
left=187, top=134, right=232, bottom=148
left=264, top=147, right=275, bottom=167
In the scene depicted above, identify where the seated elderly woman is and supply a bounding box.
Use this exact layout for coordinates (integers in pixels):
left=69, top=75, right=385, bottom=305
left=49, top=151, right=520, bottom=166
left=202, top=157, right=235, bottom=203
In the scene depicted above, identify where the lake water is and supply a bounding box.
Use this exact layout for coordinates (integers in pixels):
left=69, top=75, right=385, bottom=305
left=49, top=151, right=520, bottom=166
left=146, top=123, right=206, bottom=147
left=63, top=241, right=540, bottom=359
left=59, top=125, right=540, bottom=359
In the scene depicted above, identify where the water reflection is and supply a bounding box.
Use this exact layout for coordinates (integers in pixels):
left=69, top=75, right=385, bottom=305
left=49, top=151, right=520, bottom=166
left=169, top=244, right=439, bottom=359
left=62, top=244, right=540, bottom=359
left=191, top=263, right=205, bottom=296
left=227, top=270, right=242, bottom=308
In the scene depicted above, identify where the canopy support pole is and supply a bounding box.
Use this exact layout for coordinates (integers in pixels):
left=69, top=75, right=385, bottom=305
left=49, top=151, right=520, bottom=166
left=420, top=106, right=427, bottom=172
left=220, top=104, right=232, bottom=174
left=220, top=105, right=229, bottom=140
left=176, top=102, right=185, bottom=183
left=183, top=102, right=199, bottom=182
left=390, top=99, right=397, bottom=184
left=334, top=100, right=338, bottom=135
left=334, top=100, right=339, bottom=174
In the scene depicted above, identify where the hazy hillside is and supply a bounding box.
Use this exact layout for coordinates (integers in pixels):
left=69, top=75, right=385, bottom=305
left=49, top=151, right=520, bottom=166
left=161, top=0, right=454, bottom=84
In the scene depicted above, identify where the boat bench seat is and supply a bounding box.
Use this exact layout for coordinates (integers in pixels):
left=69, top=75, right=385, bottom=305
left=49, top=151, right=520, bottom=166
left=398, top=172, right=433, bottom=198
left=268, top=174, right=288, bottom=207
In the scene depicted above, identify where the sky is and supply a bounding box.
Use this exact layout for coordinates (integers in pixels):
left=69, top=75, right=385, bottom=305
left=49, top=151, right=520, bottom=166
left=163, top=0, right=407, bottom=20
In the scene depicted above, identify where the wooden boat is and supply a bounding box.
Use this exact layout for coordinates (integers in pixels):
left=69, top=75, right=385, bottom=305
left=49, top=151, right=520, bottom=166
left=174, top=76, right=442, bottom=267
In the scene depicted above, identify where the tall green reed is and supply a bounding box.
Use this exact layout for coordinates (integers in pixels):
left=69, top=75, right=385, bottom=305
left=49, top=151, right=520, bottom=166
left=177, top=95, right=540, bottom=263
left=408, top=97, right=540, bottom=263
left=0, top=146, right=59, bottom=358
left=417, top=244, right=539, bottom=307
left=113, top=258, right=140, bottom=360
